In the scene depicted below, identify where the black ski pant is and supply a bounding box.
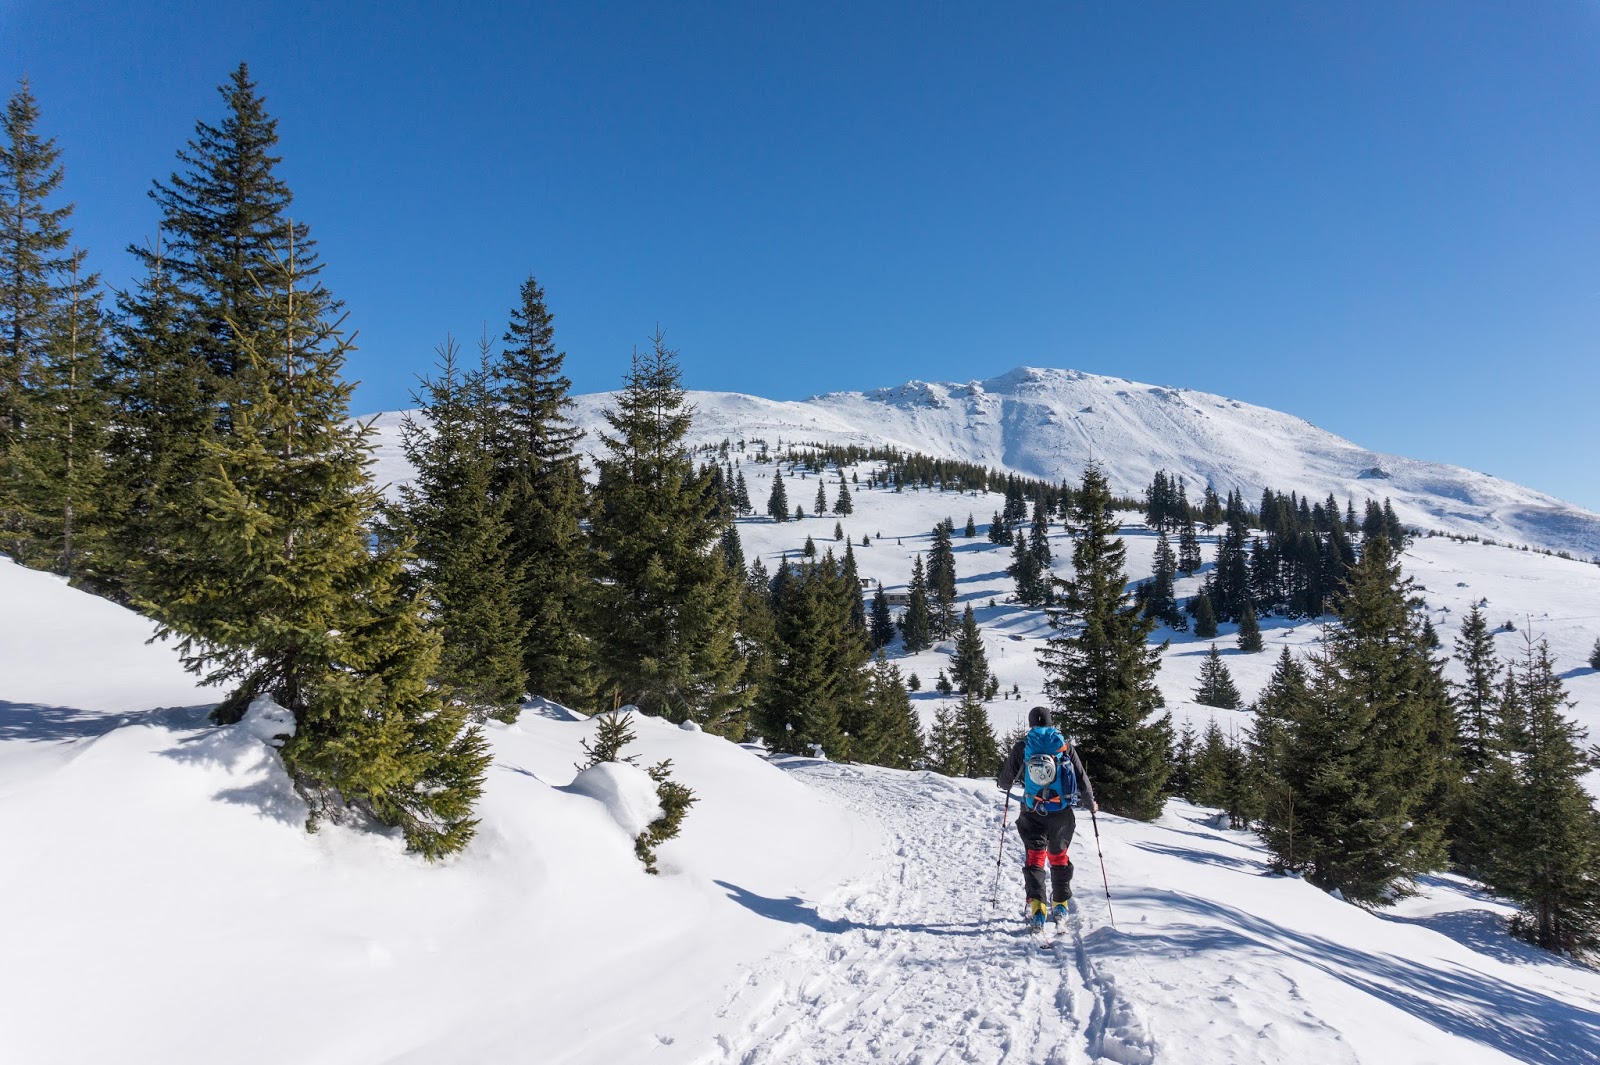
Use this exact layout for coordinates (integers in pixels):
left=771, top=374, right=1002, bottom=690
left=1016, top=806, right=1076, bottom=904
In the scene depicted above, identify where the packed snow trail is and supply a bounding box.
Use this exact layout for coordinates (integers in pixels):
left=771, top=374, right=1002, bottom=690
left=698, top=761, right=1155, bottom=1065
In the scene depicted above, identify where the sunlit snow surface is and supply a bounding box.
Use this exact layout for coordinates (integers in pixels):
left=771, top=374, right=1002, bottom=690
left=5, top=427, right=1600, bottom=1061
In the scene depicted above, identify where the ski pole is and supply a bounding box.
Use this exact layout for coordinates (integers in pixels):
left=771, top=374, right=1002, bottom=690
left=1072, top=738, right=1117, bottom=929
left=989, top=791, right=1011, bottom=908
left=1087, top=802, right=1117, bottom=930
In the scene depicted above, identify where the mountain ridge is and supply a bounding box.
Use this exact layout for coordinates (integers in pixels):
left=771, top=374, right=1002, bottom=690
left=365, top=365, right=1600, bottom=557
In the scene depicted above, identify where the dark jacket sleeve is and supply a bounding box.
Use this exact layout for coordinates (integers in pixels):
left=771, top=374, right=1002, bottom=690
left=1067, top=744, right=1096, bottom=810
left=998, top=739, right=1026, bottom=792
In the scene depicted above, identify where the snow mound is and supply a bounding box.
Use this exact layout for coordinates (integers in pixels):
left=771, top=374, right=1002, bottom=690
left=567, top=760, right=663, bottom=836
left=240, top=694, right=296, bottom=748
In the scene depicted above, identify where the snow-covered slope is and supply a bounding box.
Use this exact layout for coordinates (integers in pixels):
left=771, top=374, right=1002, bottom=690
left=364, top=366, right=1600, bottom=557
left=5, top=547, right=1600, bottom=1064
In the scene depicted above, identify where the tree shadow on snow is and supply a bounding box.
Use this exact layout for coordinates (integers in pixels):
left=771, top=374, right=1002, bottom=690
left=1129, top=840, right=1269, bottom=874
left=0, top=700, right=212, bottom=744
left=714, top=880, right=1000, bottom=939
left=1103, top=889, right=1600, bottom=1065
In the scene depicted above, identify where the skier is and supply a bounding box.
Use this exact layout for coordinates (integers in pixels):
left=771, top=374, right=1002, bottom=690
left=997, top=706, right=1097, bottom=932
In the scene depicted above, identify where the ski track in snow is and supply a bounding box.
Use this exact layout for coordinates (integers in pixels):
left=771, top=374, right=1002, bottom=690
left=698, top=763, right=1154, bottom=1065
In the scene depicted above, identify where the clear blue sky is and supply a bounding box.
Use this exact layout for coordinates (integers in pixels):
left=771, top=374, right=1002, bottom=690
left=5, top=2, right=1598, bottom=508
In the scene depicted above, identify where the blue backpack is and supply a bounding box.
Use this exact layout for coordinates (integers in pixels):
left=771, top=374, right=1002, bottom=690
left=1021, top=726, right=1078, bottom=813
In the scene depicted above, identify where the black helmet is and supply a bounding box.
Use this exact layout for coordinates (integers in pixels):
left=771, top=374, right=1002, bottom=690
left=1027, top=706, right=1050, bottom=727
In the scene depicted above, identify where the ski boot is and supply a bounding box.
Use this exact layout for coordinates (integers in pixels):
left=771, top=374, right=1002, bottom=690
left=1027, top=899, right=1048, bottom=934
left=1050, top=901, right=1069, bottom=929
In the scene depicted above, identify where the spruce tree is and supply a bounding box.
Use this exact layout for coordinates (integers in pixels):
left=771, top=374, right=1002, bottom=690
left=1, top=80, right=74, bottom=462
left=5, top=252, right=112, bottom=582
left=928, top=520, right=958, bottom=637
left=1190, top=718, right=1235, bottom=808
left=1194, top=644, right=1242, bottom=709
left=869, top=584, right=896, bottom=649
left=950, top=604, right=990, bottom=694
left=767, top=467, right=789, bottom=521
left=1452, top=604, right=1501, bottom=780
left=1142, top=531, right=1185, bottom=630
left=395, top=337, right=527, bottom=720
left=928, top=703, right=964, bottom=776
left=490, top=276, right=592, bottom=709
left=1237, top=602, right=1264, bottom=652
left=1475, top=636, right=1600, bottom=958
left=1590, top=638, right=1600, bottom=671
left=836, top=480, right=853, bottom=515
left=1177, top=512, right=1203, bottom=575
left=963, top=512, right=976, bottom=538
left=135, top=64, right=334, bottom=427
left=590, top=332, right=746, bottom=732
left=102, top=241, right=209, bottom=604
left=1040, top=464, right=1172, bottom=819
left=1256, top=536, right=1451, bottom=900
left=955, top=690, right=1001, bottom=778
left=143, top=242, right=488, bottom=858
left=733, top=468, right=752, bottom=514
left=1, top=81, right=109, bottom=576
left=1171, top=719, right=1198, bottom=798
left=1192, top=593, right=1219, bottom=639
left=899, top=553, right=933, bottom=653
left=856, top=652, right=926, bottom=769
left=1008, top=527, right=1044, bottom=606
left=814, top=479, right=827, bottom=517
left=988, top=508, right=1010, bottom=545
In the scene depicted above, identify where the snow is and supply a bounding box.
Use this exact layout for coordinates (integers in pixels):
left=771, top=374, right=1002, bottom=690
left=6, top=429, right=1600, bottom=1062
left=567, top=757, right=664, bottom=836
left=365, top=365, right=1600, bottom=557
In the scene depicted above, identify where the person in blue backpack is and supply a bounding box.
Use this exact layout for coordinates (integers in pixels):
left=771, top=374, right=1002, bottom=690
left=997, top=706, right=1097, bottom=931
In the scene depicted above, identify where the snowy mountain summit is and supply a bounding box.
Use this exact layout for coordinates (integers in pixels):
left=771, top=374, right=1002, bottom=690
left=369, top=365, right=1600, bottom=556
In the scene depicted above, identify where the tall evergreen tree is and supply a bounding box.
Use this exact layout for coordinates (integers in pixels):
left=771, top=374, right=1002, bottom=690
left=1474, top=636, right=1600, bottom=958
left=490, top=276, right=592, bottom=709
left=869, top=583, right=896, bottom=649
left=0, top=80, right=74, bottom=463
left=1142, top=532, right=1185, bottom=629
left=963, top=512, right=976, bottom=538
left=767, top=467, right=789, bottom=522
left=1008, top=527, right=1045, bottom=606
left=590, top=332, right=746, bottom=732
left=927, top=702, right=964, bottom=776
left=836, top=479, right=853, bottom=515
left=1194, top=644, right=1242, bottom=709
left=1040, top=464, right=1172, bottom=819
left=856, top=652, right=926, bottom=769
left=1192, top=592, right=1219, bottom=639
left=142, top=241, right=488, bottom=858
left=134, top=64, right=334, bottom=428
left=1177, top=512, right=1203, bottom=575
left=1, top=81, right=109, bottom=575
left=950, top=604, right=990, bottom=694
left=954, top=690, right=1001, bottom=778
left=5, top=252, right=112, bottom=581
left=899, top=554, right=933, bottom=653
left=928, top=520, right=958, bottom=637
left=1255, top=536, right=1452, bottom=901
left=814, top=479, right=827, bottom=516
left=395, top=337, right=526, bottom=720
left=102, top=240, right=210, bottom=602
left=1236, top=603, right=1264, bottom=652
left=1452, top=604, right=1501, bottom=779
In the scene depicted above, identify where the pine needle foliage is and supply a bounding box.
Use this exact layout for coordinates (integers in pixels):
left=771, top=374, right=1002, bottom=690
left=489, top=276, right=593, bottom=710
left=590, top=331, right=746, bottom=733
left=141, top=243, right=488, bottom=858
left=395, top=336, right=527, bottom=721
left=1473, top=636, right=1600, bottom=958
left=1040, top=464, right=1172, bottom=820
